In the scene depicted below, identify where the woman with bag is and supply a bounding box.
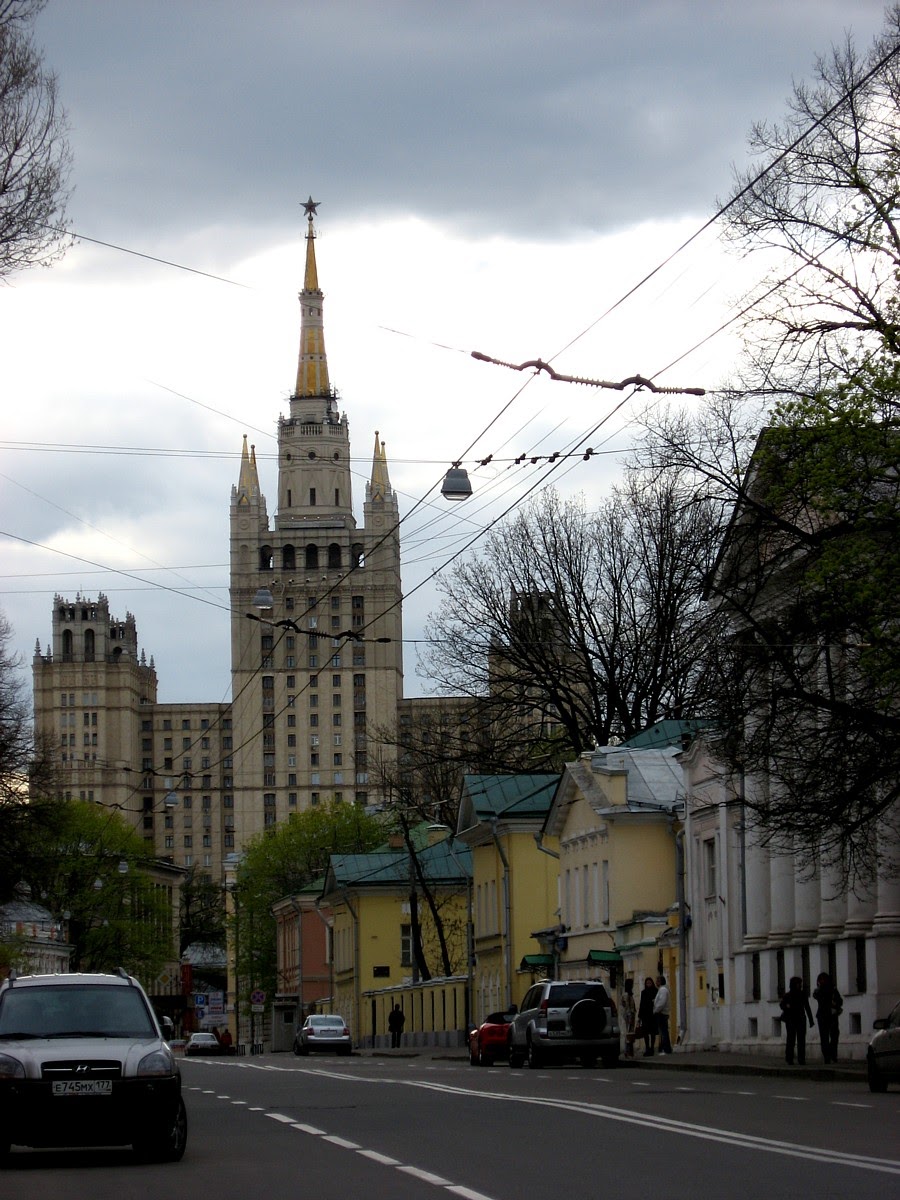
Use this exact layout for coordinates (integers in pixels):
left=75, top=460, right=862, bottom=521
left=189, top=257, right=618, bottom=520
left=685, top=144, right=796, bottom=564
left=637, top=977, right=657, bottom=1056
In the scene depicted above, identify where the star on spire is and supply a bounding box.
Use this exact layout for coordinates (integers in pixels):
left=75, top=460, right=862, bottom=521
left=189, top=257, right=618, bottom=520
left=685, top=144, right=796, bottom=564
left=302, top=195, right=320, bottom=219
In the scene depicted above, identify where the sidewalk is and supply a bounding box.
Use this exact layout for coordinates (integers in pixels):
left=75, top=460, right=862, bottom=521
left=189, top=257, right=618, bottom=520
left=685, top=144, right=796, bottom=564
left=364, top=1045, right=867, bottom=1082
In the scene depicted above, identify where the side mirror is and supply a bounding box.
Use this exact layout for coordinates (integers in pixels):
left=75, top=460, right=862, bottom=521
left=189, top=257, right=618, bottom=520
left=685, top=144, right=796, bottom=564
left=873, top=1017, right=888, bottom=1030
left=160, top=1016, right=175, bottom=1041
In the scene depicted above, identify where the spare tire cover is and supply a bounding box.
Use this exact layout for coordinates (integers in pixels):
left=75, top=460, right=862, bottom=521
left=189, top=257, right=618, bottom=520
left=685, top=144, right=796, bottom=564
left=569, top=998, right=605, bottom=1038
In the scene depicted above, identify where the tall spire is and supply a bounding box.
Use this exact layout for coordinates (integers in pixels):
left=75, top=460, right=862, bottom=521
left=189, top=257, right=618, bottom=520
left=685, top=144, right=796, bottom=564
left=294, top=197, right=331, bottom=398
left=235, top=434, right=261, bottom=504
left=368, top=430, right=393, bottom=503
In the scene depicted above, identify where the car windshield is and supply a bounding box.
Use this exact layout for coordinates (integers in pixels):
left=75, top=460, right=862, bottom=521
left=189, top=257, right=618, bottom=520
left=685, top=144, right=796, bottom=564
left=0, top=984, right=157, bottom=1039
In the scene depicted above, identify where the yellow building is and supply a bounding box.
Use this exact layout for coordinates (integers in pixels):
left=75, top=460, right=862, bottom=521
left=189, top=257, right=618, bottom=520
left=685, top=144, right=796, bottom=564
left=319, top=828, right=471, bottom=1045
left=455, top=774, right=560, bottom=1018
left=544, top=745, right=684, bottom=1037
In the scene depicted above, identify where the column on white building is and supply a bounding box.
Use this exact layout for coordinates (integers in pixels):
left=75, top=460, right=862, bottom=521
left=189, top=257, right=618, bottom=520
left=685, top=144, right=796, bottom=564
left=818, top=859, right=847, bottom=940
left=768, top=849, right=796, bottom=944
left=873, top=816, right=900, bottom=935
left=793, top=861, right=820, bottom=943
left=741, top=801, right=770, bottom=949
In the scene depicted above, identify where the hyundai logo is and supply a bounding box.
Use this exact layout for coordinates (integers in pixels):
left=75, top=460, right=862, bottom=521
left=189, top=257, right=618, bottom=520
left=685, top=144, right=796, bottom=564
left=74, top=1064, right=90, bottom=1075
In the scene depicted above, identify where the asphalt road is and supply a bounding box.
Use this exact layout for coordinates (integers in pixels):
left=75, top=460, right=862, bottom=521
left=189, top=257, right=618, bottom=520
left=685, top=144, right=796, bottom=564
left=4, top=1053, right=898, bottom=1199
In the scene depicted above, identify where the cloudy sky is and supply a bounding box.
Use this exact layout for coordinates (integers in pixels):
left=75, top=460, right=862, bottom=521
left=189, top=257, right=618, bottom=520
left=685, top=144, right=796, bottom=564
left=0, top=0, right=888, bottom=704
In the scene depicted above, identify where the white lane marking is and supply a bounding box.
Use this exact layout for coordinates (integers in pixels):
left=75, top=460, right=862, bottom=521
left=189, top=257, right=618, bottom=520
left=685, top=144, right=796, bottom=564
left=267, top=1112, right=296, bottom=1124
left=232, top=1100, right=247, bottom=1105
left=248, top=1107, right=265, bottom=1111
left=632, top=1081, right=651, bottom=1087
left=447, top=1188, right=498, bottom=1200
left=774, top=1095, right=805, bottom=1101
left=398, top=1165, right=452, bottom=1185
left=833, top=1102, right=872, bottom=1109
left=676, top=1087, right=694, bottom=1092
left=725, top=1090, right=755, bottom=1096
left=357, top=1149, right=401, bottom=1166
left=323, top=1134, right=361, bottom=1150
left=210, top=1058, right=899, bottom=1178
left=293, top=1123, right=326, bottom=1135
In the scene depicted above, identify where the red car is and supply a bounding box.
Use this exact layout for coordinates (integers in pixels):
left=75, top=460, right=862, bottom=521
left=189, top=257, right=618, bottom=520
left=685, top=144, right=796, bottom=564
left=468, top=1010, right=515, bottom=1066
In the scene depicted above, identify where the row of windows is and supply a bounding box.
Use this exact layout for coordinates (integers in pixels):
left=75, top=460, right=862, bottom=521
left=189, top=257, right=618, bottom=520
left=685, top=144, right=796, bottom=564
left=60, top=693, right=97, bottom=706
left=258, top=545, right=364, bottom=571
left=141, top=717, right=230, bottom=733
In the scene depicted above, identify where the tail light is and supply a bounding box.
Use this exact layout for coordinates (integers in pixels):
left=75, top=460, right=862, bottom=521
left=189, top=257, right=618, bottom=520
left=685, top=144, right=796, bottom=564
left=539, top=998, right=549, bottom=1014
left=609, top=998, right=618, bottom=1016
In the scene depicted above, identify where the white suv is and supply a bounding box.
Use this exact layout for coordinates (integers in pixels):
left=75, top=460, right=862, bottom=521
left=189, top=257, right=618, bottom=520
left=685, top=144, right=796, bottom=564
left=509, top=979, right=619, bottom=1069
left=0, top=969, right=187, bottom=1162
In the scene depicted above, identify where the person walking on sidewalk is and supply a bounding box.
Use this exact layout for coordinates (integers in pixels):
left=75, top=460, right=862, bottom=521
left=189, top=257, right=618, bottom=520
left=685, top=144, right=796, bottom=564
left=638, top=977, right=657, bottom=1056
left=813, top=972, right=842, bottom=1064
left=653, top=974, right=673, bottom=1054
left=388, top=1003, right=405, bottom=1048
left=779, top=976, right=814, bottom=1065
left=621, top=978, right=637, bottom=1058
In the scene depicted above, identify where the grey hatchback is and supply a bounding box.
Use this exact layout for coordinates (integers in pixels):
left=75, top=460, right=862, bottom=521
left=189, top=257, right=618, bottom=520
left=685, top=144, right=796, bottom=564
left=509, top=979, right=620, bottom=1069
left=0, top=969, right=187, bottom=1162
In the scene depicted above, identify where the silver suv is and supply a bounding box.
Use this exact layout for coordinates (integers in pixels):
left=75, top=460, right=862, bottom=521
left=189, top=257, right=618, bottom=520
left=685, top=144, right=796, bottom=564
left=509, top=979, right=619, bottom=1069
left=0, top=969, right=187, bottom=1162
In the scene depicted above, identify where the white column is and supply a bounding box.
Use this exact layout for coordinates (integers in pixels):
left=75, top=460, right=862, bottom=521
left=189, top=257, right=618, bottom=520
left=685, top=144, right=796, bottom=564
left=742, top=803, right=770, bottom=949
left=768, top=850, right=795, bottom=944
left=873, top=817, right=900, bottom=934
left=818, top=860, right=847, bottom=939
left=793, top=862, right=820, bottom=943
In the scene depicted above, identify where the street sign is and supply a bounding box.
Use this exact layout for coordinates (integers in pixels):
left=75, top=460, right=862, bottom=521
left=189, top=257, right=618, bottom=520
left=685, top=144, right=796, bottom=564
left=250, top=989, right=266, bottom=1005
left=194, top=993, right=208, bottom=1007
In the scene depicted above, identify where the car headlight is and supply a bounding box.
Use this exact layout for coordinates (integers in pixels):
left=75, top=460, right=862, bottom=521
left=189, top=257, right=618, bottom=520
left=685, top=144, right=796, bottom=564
left=0, top=1053, right=25, bottom=1079
left=137, top=1047, right=175, bottom=1077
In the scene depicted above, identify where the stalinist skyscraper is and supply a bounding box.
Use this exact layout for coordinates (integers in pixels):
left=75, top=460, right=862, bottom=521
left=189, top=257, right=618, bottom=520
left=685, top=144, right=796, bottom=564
left=34, top=201, right=404, bottom=869
left=228, top=199, right=403, bottom=841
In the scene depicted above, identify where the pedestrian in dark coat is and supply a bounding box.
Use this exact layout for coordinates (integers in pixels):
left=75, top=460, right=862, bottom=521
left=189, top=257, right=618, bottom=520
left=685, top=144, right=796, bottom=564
left=779, top=976, right=814, bottom=1065
left=813, top=972, right=842, bottom=1064
left=637, top=977, right=658, bottom=1056
left=387, top=1004, right=405, bottom=1049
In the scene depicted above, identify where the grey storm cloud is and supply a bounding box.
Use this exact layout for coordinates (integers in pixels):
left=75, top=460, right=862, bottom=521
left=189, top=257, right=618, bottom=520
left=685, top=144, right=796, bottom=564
left=39, top=0, right=888, bottom=244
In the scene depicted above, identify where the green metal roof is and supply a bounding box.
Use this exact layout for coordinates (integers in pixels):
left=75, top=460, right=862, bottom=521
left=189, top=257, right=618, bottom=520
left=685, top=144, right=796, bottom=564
left=586, top=949, right=624, bottom=965
left=621, top=719, right=711, bottom=750
left=325, top=836, right=471, bottom=891
left=460, top=773, right=561, bottom=821
left=520, top=954, right=554, bottom=968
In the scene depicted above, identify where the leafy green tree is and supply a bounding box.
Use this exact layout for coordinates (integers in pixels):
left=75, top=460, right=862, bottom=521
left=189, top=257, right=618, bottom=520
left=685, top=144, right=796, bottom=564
left=10, top=798, right=175, bottom=978
left=231, top=803, right=385, bottom=1003
left=709, top=364, right=900, bottom=879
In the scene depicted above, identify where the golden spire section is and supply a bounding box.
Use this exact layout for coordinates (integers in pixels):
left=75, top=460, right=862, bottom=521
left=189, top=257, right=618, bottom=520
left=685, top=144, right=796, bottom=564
left=294, top=198, right=331, bottom=398
left=369, top=430, right=391, bottom=502
left=236, top=435, right=261, bottom=503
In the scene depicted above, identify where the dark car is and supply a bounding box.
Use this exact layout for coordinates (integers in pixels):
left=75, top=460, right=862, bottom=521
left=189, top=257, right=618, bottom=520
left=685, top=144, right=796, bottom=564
left=508, top=979, right=620, bottom=1069
left=0, top=969, right=187, bottom=1162
left=293, top=1014, right=352, bottom=1056
left=469, top=1010, right=515, bottom=1066
left=867, top=999, right=900, bottom=1092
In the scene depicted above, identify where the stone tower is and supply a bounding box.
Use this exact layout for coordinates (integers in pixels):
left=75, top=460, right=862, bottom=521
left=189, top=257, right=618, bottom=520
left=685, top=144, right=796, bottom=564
left=229, top=201, right=403, bottom=846
left=32, top=593, right=158, bottom=815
